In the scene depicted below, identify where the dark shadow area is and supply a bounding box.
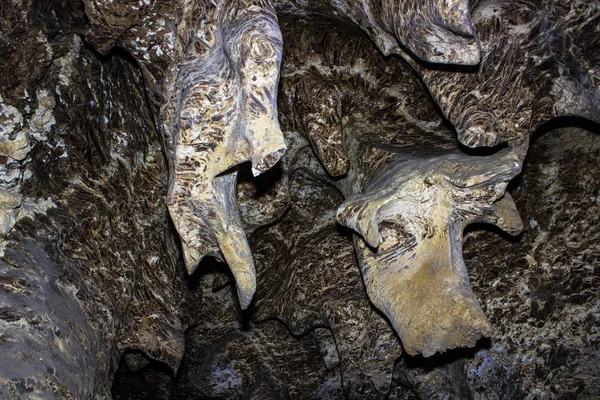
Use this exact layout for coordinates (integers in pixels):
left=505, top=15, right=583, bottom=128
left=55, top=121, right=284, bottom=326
left=530, top=115, right=600, bottom=140
left=185, top=256, right=255, bottom=328
left=237, top=160, right=284, bottom=198
left=457, top=140, right=509, bottom=156
left=464, top=222, right=523, bottom=243
left=509, top=116, right=600, bottom=201
left=402, top=337, right=492, bottom=371
left=111, top=350, right=175, bottom=400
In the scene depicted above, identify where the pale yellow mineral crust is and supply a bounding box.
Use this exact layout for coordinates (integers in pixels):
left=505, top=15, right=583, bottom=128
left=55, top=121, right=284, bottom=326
left=338, top=145, right=527, bottom=356
left=166, top=0, right=286, bottom=309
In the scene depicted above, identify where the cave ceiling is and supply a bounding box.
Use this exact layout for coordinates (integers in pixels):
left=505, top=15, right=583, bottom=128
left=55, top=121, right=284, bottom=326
left=0, top=0, right=599, bottom=398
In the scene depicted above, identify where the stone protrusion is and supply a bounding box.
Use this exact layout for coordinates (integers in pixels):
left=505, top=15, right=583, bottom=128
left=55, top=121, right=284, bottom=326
left=337, top=146, right=525, bottom=356
left=414, top=0, right=600, bottom=148
left=0, top=190, right=22, bottom=237
left=394, top=0, right=480, bottom=65
left=166, top=0, right=285, bottom=309
left=290, top=0, right=480, bottom=65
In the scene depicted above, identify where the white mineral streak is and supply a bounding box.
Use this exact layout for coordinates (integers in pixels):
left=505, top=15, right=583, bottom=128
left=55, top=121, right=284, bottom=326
left=29, top=90, right=56, bottom=142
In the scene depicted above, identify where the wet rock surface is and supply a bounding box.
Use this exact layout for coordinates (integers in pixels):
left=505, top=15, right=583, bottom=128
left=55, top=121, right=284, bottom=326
left=0, top=0, right=599, bottom=399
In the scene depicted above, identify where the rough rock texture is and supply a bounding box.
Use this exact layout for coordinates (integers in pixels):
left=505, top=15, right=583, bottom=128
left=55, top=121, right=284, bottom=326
left=163, top=0, right=286, bottom=309
left=276, top=13, right=522, bottom=358
left=414, top=0, right=600, bottom=148
left=274, top=0, right=481, bottom=65
left=337, top=148, right=524, bottom=357
left=0, top=1, right=184, bottom=397
left=1, top=0, right=599, bottom=399
left=250, top=151, right=402, bottom=398
left=172, top=268, right=341, bottom=400
left=462, top=124, right=600, bottom=399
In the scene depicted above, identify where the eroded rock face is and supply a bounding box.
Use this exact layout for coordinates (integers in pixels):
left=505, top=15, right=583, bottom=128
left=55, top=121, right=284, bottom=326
left=250, top=149, right=402, bottom=398
left=337, top=147, right=525, bottom=356
left=413, top=0, right=600, bottom=148
left=462, top=125, right=600, bottom=398
left=275, top=0, right=481, bottom=65
left=274, top=12, right=523, bottom=358
left=0, top=1, right=184, bottom=397
left=164, top=0, right=286, bottom=309
left=1, top=0, right=599, bottom=398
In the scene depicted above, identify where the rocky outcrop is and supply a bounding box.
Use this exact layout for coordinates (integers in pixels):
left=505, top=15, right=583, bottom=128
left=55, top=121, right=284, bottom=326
left=413, top=0, right=600, bottom=148
left=337, top=146, right=525, bottom=356
left=164, top=1, right=286, bottom=309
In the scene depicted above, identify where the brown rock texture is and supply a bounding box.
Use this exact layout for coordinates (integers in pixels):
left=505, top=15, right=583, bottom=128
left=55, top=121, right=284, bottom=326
left=0, top=0, right=598, bottom=399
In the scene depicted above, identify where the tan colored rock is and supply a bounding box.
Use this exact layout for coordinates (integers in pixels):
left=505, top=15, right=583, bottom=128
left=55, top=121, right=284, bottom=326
left=0, top=130, right=30, bottom=161
left=338, top=145, right=526, bottom=356
left=166, top=0, right=285, bottom=309
left=0, top=100, right=30, bottom=161
left=0, top=189, right=22, bottom=237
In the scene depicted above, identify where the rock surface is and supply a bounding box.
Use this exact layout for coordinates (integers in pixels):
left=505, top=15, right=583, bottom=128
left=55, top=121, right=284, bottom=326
left=0, top=0, right=598, bottom=399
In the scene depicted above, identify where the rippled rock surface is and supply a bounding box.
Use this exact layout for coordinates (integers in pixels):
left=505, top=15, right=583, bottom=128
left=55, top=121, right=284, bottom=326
left=0, top=0, right=598, bottom=399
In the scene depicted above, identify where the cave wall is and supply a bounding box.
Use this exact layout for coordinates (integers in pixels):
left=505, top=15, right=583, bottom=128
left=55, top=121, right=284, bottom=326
left=0, top=0, right=598, bottom=399
left=463, top=124, right=600, bottom=399
left=0, top=1, right=184, bottom=397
